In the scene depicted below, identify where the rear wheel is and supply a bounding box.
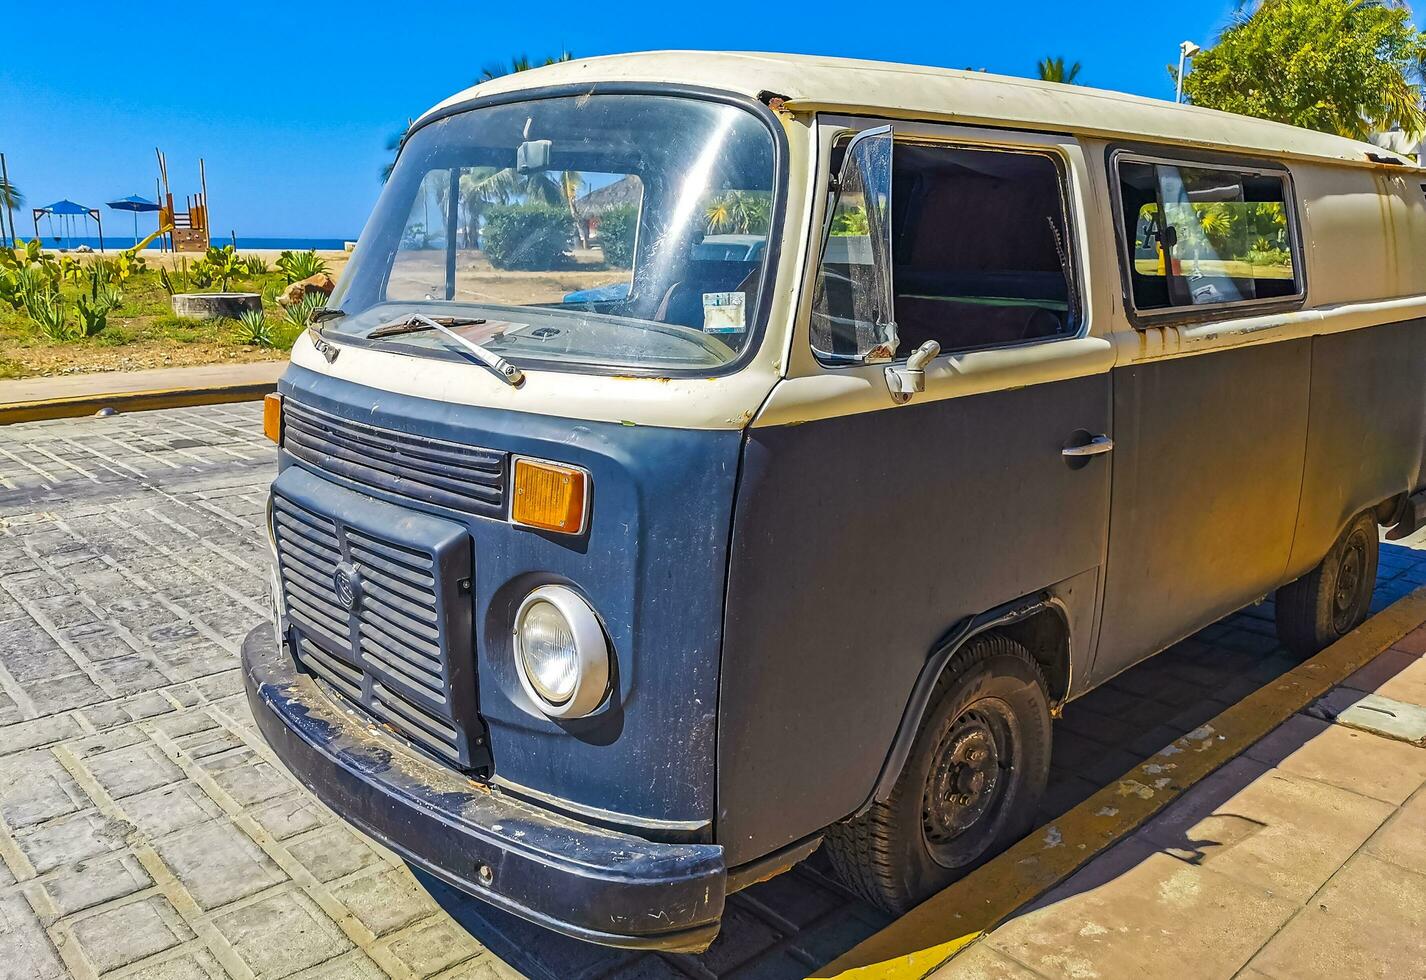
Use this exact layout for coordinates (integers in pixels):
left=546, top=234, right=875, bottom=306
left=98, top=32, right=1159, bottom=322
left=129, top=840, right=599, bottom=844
left=824, top=633, right=1051, bottom=913
left=1275, top=511, right=1379, bottom=656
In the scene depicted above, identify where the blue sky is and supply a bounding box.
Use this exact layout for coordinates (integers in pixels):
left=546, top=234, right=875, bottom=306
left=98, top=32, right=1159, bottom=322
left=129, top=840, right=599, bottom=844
left=1, top=1, right=1241, bottom=238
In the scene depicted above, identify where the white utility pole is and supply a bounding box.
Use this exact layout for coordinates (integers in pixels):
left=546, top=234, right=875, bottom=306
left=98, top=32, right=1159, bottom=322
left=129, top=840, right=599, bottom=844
left=1176, top=41, right=1201, bottom=103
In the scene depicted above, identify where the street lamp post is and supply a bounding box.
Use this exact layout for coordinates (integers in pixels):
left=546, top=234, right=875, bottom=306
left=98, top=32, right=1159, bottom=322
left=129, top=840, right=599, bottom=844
left=1176, top=41, right=1201, bottom=103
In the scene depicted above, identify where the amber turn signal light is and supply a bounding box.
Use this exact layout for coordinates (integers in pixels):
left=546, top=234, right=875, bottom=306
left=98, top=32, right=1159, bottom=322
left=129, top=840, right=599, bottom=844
left=512, top=458, right=589, bottom=534
left=263, top=393, right=283, bottom=444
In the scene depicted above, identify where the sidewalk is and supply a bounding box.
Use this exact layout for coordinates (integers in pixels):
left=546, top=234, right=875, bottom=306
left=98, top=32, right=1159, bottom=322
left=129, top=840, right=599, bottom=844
left=0, top=362, right=284, bottom=424
left=944, top=626, right=1426, bottom=979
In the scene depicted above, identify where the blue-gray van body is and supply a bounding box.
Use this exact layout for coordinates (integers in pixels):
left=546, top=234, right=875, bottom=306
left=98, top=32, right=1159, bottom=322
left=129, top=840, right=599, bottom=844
left=272, top=365, right=741, bottom=829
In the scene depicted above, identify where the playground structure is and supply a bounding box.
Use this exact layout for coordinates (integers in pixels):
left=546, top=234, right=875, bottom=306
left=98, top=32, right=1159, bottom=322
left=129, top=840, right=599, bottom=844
left=156, top=149, right=211, bottom=252
left=31, top=200, right=104, bottom=251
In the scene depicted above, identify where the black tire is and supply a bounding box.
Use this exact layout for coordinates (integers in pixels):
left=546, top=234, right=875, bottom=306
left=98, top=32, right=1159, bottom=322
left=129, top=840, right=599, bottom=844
left=824, top=633, right=1051, bottom=914
left=1276, top=510, right=1379, bottom=656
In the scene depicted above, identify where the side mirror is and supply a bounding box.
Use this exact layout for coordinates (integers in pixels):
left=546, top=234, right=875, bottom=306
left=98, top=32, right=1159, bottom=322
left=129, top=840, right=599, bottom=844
left=831, top=126, right=897, bottom=361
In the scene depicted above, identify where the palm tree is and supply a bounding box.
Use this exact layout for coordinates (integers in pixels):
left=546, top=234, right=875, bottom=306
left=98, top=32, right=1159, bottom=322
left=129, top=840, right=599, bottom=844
left=1036, top=56, right=1083, bottom=84
left=467, top=52, right=588, bottom=246
left=705, top=191, right=771, bottom=235
left=380, top=51, right=573, bottom=183
left=479, top=51, right=573, bottom=83
left=381, top=123, right=411, bottom=184
left=0, top=176, right=21, bottom=246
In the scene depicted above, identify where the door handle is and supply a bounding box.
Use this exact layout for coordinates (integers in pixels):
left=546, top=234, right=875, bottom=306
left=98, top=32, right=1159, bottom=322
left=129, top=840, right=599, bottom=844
left=1062, top=435, right=1114, bottom=458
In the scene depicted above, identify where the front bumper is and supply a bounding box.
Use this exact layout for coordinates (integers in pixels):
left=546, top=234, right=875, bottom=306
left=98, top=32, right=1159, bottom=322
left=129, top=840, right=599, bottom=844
left=242, top=623, right=726, bottom=951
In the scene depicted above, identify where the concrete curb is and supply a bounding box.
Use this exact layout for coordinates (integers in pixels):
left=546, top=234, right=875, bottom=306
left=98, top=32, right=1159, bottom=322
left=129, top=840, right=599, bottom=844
left=0, top=381, right=275, bottom=425
left=809, top=587, right=1426, bottom=980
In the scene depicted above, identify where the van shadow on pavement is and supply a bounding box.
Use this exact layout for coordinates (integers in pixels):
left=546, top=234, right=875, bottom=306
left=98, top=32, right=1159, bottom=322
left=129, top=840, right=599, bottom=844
left=415, top=541, right=1426, bottom=980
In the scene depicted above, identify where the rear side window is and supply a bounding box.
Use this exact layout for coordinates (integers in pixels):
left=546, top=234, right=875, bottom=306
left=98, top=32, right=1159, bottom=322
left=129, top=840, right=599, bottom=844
left=812, top=142, right=1079, bottom=361
left=1117, top=157, right=1300, bottom=313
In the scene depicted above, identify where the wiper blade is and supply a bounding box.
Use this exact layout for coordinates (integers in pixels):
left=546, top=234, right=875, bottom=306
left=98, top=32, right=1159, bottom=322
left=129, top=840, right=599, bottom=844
left=368, top=313, right=486, bottom=338
left=309, top=306, right=346, bottom=323
left=368, top=313, right=524, bottom=387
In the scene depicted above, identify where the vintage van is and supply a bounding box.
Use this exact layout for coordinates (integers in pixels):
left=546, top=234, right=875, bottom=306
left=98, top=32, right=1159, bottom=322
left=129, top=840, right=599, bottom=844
left=243, top=52, right=1426, bottom=951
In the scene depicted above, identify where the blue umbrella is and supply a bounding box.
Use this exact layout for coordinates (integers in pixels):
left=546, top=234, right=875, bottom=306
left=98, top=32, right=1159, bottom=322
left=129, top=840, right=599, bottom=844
left=106, top=194, right=161, bottom=247
left=40, top=199, right=93, bottom=215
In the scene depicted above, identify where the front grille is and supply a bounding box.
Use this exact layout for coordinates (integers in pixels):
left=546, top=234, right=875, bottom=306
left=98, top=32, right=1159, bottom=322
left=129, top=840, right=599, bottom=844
left=271, top=476, right=484, bottom=771
left=349, top=528, right=447, bottom=703
left=272, top=497, right=347, bottom=652
left=371, top=681, right=462, bottom=760
left=282, top=399, right=507, bottom=517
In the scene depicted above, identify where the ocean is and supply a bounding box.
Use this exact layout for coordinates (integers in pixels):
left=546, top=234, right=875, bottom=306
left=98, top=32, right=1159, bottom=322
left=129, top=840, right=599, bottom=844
left=5, top=236, right=353, bottom=252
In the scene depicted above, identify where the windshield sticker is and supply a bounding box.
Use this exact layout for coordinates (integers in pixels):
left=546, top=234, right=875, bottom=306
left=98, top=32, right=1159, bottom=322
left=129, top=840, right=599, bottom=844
left=703, top=292, right=747, bottom=334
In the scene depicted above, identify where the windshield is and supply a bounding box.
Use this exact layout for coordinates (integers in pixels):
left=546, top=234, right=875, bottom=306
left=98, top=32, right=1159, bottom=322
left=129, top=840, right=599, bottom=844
left=326, top=93, right=779, bottom=373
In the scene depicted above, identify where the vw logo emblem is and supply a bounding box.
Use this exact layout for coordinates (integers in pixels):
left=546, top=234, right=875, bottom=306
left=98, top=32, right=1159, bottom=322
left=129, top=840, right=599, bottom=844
left=333, top=562, right=362, bottom=611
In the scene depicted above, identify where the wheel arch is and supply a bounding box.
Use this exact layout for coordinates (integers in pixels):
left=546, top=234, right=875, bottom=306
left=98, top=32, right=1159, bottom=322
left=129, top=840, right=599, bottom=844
left=858, top=592, right=1071, bottom=815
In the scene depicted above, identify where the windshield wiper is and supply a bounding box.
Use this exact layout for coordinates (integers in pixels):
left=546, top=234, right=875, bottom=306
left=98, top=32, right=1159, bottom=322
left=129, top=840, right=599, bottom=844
left=309, top=307, right=346, bottom=323
left=367, top=313, right=524, bottom=387
left=368, top=314, right=484, bottom=337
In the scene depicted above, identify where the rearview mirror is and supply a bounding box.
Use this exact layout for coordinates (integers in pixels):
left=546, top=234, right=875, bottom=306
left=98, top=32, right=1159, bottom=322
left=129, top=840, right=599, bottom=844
left=832, top=126, right=897, bottom=361
left=517, top=139, right=552, bottom=174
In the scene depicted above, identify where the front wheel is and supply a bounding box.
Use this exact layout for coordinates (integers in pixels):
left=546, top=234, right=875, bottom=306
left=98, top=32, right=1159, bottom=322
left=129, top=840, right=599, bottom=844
left=824, top=633, right=1051, bottom=914
left=1275, top=511, right=1379, bottom=657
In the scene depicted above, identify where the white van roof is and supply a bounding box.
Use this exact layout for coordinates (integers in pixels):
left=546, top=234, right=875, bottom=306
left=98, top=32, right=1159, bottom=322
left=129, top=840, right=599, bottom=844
left=419, top=50, right=1412, bottom=170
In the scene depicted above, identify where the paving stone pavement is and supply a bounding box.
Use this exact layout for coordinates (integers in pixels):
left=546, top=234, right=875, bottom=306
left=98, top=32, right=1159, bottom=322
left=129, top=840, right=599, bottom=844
left=948, top=621, right=1426, bottom=979
left=1, top=404, right=1424, bottom=980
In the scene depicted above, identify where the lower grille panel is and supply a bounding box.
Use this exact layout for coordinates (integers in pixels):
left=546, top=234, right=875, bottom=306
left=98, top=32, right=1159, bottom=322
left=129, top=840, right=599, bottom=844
left=270, top=466, right=485, bottom=772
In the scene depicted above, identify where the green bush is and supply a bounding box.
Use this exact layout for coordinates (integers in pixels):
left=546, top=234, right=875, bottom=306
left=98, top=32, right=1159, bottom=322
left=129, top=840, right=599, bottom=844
left=204, top=245, right=246, bottom=291
left=481, top=204, right=572, bottom=271
left=24, top=286, right=69, bottom=340
left=282, top=291, right=326, bottom=328
left=235, top=308, right=275, bottom=347
left=277, top=249, right=327, bottom=284
left=75, top=267, right=122, bottom=337
left=1247, top=247, right=1292, bottom=268
left=597, top=205, right=638, bottom=268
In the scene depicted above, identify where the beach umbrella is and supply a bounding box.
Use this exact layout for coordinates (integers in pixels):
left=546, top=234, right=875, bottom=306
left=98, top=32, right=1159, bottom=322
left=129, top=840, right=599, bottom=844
left=32, top=199, right=104, bottom=252
left=106, top=194, right=161, bottom=247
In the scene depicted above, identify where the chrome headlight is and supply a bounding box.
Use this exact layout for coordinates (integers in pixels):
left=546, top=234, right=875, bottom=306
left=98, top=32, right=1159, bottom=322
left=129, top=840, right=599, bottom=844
left=513, top=585, right=609, bottom=718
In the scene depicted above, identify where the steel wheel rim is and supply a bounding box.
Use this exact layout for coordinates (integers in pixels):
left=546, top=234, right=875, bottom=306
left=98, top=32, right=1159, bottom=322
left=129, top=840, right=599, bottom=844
left=921, top=698, right=1018, bottom=868
left=1332, top=530, right=1368, bottom=634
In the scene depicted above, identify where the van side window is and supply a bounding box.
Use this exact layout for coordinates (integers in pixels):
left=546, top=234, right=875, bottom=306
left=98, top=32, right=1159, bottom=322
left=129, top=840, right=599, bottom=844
left=1117, top=158, right=1299, bottom=312
left=812, top=143, right=1079, bottom=361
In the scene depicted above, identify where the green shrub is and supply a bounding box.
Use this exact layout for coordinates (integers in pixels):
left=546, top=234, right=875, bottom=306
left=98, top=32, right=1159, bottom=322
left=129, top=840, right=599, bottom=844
left=94, top=326, right=133, bottom=347
left=159, top=259, right=191, bottom=296
left=98, top=248, right=145, bottom=286
left=830, top=205, right=869, bottom=237
left=277, top=249, right=327, bottom=283
left=24, top=287, right=69, bottom=340
left=204, top=245, right=246, bottom=291
left=481, top=204, right=572, bottom=271
left=153, top=313, right=205, bottom=332
left=0, top=269, right=23, bottom=310
left=597, top=205, right=638, bottom=268
left=75, top=267, right=122, bottom=337
left=243, top=254, right=270, bottom=276
left=235, top=308, right=275, bottom=347
left=76, top=292, right=115, bottom=337
left=1247, top=247, right=1292, bottom=268
left=282, top=291, right=326, bottom=328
